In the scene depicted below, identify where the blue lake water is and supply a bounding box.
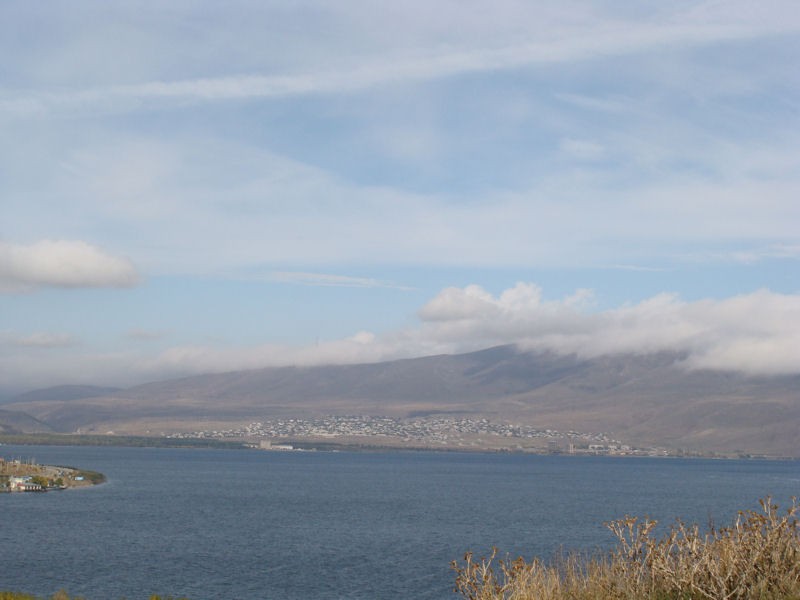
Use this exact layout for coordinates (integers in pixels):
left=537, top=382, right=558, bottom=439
left=1, top=445, right=798, bottom=599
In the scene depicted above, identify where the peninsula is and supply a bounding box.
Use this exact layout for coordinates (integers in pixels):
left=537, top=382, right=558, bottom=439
left=0, top=457, right=105, bottom=492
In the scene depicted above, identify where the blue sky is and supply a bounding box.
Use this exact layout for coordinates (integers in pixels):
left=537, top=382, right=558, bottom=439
left=1, top=1, right=799, bottom=394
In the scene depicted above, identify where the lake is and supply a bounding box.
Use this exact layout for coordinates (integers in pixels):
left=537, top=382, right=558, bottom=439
left=1, top=445, right=798, bottom=599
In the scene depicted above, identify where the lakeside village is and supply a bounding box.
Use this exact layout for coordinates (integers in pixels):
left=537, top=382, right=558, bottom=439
left=0, top=456, right=103, bottom=493
left=166, top=415, right=673, bottom=456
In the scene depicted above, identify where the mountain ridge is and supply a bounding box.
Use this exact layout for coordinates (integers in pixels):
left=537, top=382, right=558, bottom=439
left=4, top=345, right=799, bottom=455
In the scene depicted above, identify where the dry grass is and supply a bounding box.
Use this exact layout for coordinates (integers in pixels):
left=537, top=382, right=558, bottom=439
left=453, top=497, right=800, bottom=600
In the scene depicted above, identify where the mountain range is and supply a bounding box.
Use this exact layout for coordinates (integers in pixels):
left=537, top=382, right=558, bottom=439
left=2, top=346, right=798, bottom=456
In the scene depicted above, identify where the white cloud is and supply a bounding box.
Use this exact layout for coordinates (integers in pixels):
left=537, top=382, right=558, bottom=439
left=349, top=331, right=376, bottom=345
left=416, top=284, right=800, bottom=375
left=0, top=240, right=140, bottom=292
left=418, top=284, right=498, bottom=321
left=0, top=331, right=76, bottom=348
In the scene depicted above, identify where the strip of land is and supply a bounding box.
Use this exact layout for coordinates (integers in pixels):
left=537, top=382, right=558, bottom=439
left=0, top=457, right=105, bottom=492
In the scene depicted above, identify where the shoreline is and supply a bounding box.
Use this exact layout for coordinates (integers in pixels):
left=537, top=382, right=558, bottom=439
left=1, top=432, right=796, bottom=461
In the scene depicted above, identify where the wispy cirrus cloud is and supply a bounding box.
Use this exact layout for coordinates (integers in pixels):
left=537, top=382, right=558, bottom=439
left=267, top=271, right=413, bottom=290
left=606, top=264, right=671, bottom=273
left=125, top=329, right=166, bottom=342
left=726, top=244, right=800, bottom=265
left=2, top=4, right=797, bottom=118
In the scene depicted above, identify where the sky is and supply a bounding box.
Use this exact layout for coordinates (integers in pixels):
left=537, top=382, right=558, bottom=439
left=1, top=1, right=799, bottom=396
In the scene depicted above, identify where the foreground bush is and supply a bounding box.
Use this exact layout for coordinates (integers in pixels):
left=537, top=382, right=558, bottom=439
left=453, top=497, right=800, bottom=600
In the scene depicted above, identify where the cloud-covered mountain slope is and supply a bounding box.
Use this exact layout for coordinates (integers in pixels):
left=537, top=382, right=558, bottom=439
left=6, top=346, right=799, bottom=455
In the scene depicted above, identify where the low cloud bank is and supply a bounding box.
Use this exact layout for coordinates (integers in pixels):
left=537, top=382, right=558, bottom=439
left=0, top=240, right=140, bottom=292
left=417, top=284, right=800, bottom=375
left=124, top=284, right=800, bottom=380
left=2, top=284, right=798, bottom=396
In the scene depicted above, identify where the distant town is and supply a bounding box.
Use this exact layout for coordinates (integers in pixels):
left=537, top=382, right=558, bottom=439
left=165, top=415, right=674, bottom=456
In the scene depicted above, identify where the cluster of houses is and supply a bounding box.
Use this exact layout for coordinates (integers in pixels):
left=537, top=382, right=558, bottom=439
left=6, top=476, right=47, bottom=492
left=0, top=457, right=72, bottom=493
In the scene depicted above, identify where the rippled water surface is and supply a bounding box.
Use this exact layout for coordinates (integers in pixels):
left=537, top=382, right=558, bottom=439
left=2, top=445, right=798, bottom=599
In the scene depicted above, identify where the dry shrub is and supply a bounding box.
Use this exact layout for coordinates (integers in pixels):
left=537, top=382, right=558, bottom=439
left=453, top=497, right=800, bottom=600
left=452, top=547, right=624, bottom=600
